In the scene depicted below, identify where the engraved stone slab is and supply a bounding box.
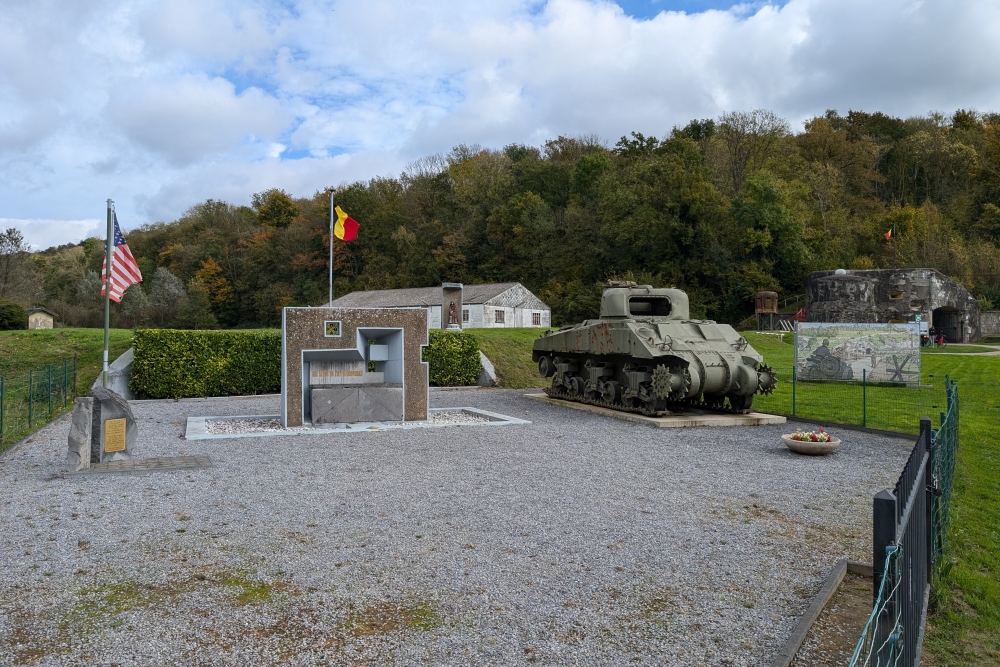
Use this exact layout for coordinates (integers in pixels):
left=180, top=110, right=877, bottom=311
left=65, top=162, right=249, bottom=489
left=89, top=386, right=138, bottom=463
left=311, top=386, right=403, bottom=423
left=66, top=397, right=94, bottom=472
left=309, top=361, right=383, bottom=385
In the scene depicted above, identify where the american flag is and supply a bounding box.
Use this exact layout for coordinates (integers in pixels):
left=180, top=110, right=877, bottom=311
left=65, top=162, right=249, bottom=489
left=101, top=211, right=142, bottom=303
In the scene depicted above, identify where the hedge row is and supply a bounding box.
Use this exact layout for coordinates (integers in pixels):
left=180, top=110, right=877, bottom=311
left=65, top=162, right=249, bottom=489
left=422, top=330, right=481, bottom=386
left=130, top=329, right=281, bottom=398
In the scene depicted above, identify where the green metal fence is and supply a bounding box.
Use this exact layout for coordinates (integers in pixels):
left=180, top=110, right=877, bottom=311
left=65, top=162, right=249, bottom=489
left=848, top=380, right=960, bottom=667
left=752, top=355, right=947, bottom=435
left=930, top=376, right=959, bottom=566
left=0, top=358, right=77, bottom=448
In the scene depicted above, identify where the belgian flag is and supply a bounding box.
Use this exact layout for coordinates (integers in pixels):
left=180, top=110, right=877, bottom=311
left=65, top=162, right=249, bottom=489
left=334, top=205, right=359, bottom=241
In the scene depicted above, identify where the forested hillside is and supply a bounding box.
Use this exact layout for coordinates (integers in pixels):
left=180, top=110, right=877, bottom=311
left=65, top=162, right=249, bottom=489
left=19, top=108, right=1000, bottom=328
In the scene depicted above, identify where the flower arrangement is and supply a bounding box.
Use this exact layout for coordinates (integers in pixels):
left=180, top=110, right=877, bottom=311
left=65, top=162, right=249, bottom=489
left=789, top=427, right=833, bottom=443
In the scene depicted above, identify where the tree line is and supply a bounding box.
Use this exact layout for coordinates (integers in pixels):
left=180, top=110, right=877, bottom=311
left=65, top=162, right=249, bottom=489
left=14, top=108, right=1000, bottom=329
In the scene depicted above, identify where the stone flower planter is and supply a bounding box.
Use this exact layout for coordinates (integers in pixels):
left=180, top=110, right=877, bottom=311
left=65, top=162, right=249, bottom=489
left=781, top=434, right=841, bottom=456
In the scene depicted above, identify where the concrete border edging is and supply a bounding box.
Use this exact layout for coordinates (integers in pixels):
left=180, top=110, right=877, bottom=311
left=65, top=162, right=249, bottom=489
left=770, top=559, right=873, bottom=667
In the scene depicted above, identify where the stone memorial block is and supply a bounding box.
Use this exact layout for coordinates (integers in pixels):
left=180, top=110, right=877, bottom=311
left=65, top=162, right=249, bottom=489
left=66, top=397, right=94, bottom=472
left=281, top=307, right=428, bottom=426
left=88, top=386, right=138, bottom=462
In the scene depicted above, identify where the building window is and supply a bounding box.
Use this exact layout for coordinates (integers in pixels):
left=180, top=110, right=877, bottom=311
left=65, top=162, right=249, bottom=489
left=462, top=309, right=469, bottom=323
left=532, top=312, right=541, bottom=326
left=495, top=309, right=505, bottom=324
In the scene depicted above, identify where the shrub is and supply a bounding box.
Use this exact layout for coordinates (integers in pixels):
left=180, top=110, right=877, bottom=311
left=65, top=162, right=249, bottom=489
left=130, top=329, right=280, bottom=398
left=0, top=300, right=27, bottom=330
left=422, top=330, right=481, bottom=386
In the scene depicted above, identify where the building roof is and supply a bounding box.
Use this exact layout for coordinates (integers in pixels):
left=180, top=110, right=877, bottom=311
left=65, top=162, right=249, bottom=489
left=27, top=307, right=57, bottom=317
left=329, top=282, right=548, bottom=309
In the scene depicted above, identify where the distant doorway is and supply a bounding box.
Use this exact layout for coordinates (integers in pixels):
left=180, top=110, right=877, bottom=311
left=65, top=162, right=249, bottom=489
left=932, top=307, right=960, bottom=343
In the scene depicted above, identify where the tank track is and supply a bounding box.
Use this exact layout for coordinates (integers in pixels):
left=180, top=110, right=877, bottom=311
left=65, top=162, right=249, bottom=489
left=543, top=384, right=751, bottom=416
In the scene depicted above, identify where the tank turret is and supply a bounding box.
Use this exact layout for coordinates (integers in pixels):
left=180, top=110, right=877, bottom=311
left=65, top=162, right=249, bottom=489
left=532, top=282, right=777, bottom=414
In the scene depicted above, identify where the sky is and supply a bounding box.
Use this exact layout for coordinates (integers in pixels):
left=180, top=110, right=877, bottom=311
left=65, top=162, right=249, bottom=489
left=2, top=0, right=999, bottom=250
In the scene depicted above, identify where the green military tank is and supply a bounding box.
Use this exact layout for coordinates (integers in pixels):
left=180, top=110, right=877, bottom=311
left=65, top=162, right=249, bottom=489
left=533, top=282, right=777, bottom=414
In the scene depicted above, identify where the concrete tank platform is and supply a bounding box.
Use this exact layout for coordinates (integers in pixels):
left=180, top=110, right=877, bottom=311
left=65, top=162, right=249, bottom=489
left=524, top=393, right=786, bottom=428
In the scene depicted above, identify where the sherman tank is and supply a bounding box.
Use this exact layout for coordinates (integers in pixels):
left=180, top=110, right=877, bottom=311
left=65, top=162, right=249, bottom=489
left=532, top=282, right=777, bottom=414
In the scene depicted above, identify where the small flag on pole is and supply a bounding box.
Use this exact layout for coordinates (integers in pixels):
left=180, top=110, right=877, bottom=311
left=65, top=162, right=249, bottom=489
left=334, top=205, right=359, bottom=241
left=883, top=224, right=896, bottom=240
left=101, top=211, right=142, bottom=303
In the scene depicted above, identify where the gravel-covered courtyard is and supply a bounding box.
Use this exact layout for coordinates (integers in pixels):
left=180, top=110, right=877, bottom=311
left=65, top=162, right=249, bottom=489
left=0, top=389, right=915, bottom=666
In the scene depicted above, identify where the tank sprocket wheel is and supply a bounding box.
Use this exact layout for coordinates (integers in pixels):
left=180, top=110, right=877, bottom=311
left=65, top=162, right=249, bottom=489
left=651, top=365, right=672, bottom=399
left=756, top=362, right=776, bottom=395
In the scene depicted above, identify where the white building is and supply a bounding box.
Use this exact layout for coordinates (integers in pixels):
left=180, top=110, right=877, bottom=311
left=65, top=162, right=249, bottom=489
left=329, top=282, right=551, bottom=329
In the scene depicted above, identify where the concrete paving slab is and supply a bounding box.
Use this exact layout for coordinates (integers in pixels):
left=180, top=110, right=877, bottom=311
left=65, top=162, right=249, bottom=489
left=64, top=454, right=212, bottom=475
left=524, top=392, right=786, bottom=428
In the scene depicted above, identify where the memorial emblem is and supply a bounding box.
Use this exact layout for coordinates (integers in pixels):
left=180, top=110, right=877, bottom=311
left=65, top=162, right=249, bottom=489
left=324, top=320, right=342, bottom=337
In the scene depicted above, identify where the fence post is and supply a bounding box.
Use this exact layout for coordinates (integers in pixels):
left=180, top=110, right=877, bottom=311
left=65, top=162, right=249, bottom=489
left=73, top=354, right=77, bottom=396
left=862, top=368, right=867, bottom=428
left=63, top=359, right=68, bottom=408
left=47, top=363, right=52, bottom=418
left=0, top=376, right=4, bottom=440
left=792, top=365, right=796, bottom=416
left=873, top=488, right=897, bottom=663
left=28, top=370, right=33, bottom=428
left=921, top=416, right=933, bottom=581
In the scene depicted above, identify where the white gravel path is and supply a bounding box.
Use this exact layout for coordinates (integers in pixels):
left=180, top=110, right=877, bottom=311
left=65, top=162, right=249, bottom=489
left=0, top=389, right=914, bottom=666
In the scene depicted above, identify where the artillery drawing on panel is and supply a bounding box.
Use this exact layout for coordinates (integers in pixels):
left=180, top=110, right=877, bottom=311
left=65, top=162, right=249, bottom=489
left=532, top=282, right=777, bottom=415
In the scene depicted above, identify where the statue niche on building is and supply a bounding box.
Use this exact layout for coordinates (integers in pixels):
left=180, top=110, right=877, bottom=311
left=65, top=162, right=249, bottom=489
left=442, top=283, right=463, bottom=330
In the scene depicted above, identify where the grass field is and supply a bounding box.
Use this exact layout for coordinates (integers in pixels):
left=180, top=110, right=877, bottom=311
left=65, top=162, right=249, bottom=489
left=466, top=328, right=549, bottom=389
left=0, top=328, right=133, bottom=452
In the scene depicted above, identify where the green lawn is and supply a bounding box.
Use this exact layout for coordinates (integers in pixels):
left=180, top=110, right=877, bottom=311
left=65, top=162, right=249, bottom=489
left=0, top=328, right=134, bottom=452
left=466, top=328, right=549, bottom=389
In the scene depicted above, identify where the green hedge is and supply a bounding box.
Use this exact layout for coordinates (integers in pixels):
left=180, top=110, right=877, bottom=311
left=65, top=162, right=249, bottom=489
left=130, top=329, right=281, bottom=398
left=423, top=330, right=481, bottom=386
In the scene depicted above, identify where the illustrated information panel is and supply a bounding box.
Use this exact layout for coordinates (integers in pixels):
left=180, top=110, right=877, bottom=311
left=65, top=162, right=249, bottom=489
left=795, top=322, right=920, bottom=383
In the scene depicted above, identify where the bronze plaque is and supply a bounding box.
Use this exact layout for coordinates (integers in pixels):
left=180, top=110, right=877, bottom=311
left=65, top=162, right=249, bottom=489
left=104, top=418, right=127, bottom=453
left=324, top=320, right=342, bottom=337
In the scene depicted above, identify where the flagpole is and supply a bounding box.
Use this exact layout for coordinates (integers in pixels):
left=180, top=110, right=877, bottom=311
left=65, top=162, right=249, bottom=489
left=329, top=189, right=334, bottom=306
left=103, top=199, right=113, bottom=389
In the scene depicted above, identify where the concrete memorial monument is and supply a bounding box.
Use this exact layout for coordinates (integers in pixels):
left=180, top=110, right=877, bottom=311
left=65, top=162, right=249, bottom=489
left=66, top=387, right=137, bottom=471
left=281, top=307, right=429, bottom=427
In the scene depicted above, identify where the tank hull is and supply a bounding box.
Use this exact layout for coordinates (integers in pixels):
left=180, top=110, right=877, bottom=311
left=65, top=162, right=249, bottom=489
left=532, top=286, right=776, bottom=414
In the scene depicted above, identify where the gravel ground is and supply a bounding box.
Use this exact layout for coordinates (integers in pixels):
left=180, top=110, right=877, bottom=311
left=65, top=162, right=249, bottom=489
left=0, top=389, right=914, bottom=666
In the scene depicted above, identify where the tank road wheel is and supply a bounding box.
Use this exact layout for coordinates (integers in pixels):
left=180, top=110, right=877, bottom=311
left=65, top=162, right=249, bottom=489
left=569, top=376, right=585, bottom=396
left=538, top=356, right=555, bottom=378
left=600, top=380, right=621, bottom=405
left=727, top=394, right=753, bottom=413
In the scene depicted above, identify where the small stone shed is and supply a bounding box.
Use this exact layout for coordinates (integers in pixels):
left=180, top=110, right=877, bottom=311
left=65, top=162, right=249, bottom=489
left=806, top=268, right=981, bottom=343
left=27, top=307, right=56, bottom=329
left=330, top=282, right=550, bottom=330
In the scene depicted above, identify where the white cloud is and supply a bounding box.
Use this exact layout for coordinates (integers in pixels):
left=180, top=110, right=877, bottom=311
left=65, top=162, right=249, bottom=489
left=1, top=0, right=999, bottom=248
left=110, top=74, right=291, bottom=165
left=0, top=218, right=104, bottom=250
